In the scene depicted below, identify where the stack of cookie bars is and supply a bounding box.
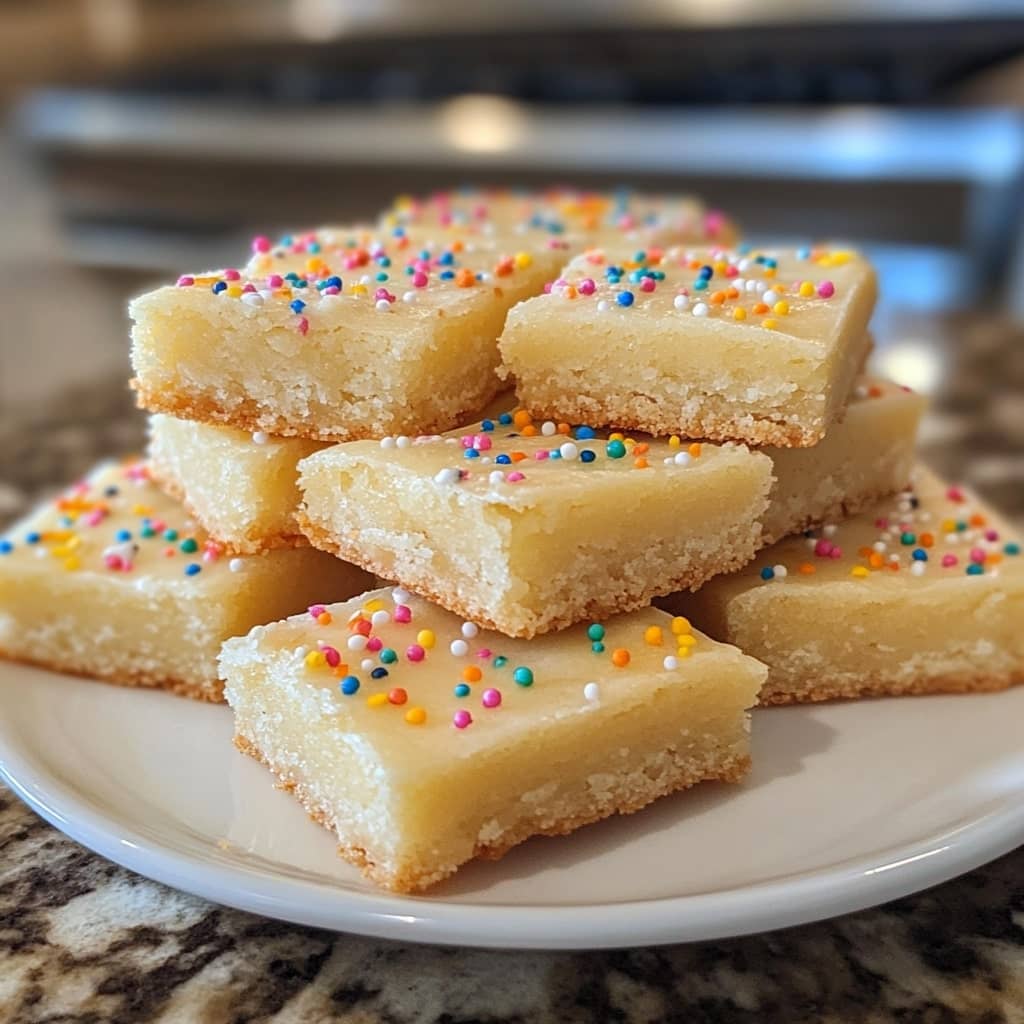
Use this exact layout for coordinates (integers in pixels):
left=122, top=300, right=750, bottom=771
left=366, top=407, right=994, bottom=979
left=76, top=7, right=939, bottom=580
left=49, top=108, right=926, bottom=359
left=1, top=189, right=1021, bottom=893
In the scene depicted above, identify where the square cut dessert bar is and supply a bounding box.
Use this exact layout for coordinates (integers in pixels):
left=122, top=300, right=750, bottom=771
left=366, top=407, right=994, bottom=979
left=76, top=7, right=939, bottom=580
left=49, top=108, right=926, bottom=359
left=147, top=393, right=518, bottom=553
left=500, top=245, right=877, bottom=447
left=665, top=466, right=1024, bottom=704
left=0, top=461, right=372, bottom=701
left=221, top=586, right=767, bottom=893
left=130, top=230, right=563, bottom=442
left=298, top=413, right=775, bottom=638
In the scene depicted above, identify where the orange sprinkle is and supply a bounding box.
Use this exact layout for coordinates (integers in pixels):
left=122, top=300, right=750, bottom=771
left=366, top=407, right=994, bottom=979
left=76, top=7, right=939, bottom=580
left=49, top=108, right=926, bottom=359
left=510, top=451, right=527, bottom=463
left=316, top=611, right=333, bottom=626
left=611, top=648, right=631, bottom=668
left=799, top=562, right=816, bottom=575
left=709, top=290, right=727, bottom=305
left=969, top=514, right=987, bottom=527
left=919, top=532, right=935, bottom=548
left=869, top=552, right=885, bottom=569
left=753, top=302, right=769, bottom=315
left=557, top=423, right=572, bottom=435
left=633, top=442, right=649, bottom=455
left=521, top=425, right=538, bottom=437
left=634, top=457, right=649, bottom=469
left=868, top=385, right=883, bottom=398
left=462, top=666, right=482, bottom=683
left=726, top=286, right=740, bottom=299
left=513, top=410, right=532, bottom=429
left=455, top=268, right=475, bottom=287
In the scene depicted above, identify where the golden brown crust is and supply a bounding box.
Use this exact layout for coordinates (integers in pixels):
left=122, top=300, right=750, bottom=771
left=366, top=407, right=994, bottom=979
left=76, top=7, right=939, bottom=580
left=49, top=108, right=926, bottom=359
left=132, top=379, right=500, bottom=444
left=296, top=512, right=760, bottom=639
left=234, top=733, right=750, bottom=893
left=0, top=646, right=224, bottom=703
left=759, top=669, right=1024, bottom=705
left=147, top=463, right=308, bottom=556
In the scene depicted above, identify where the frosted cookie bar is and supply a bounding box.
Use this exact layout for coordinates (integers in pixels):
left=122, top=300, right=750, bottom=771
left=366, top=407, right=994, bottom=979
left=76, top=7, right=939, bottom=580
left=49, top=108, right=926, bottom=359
left=148, top=414, right=327, bottom=553
left=500, top=245, right=877, bottom=447
left=0, top=462, right=372, bottom=701
left=297, top=412, right=774, bottom=638
left=147, top=393, right=518, bottom=553
left=667, top=467, right=1023, bottom=704
left=130, top=233, right=557, bottom=442
left=761, top=376, right=924, bottom=545
left=221, top=586, right=766, bottom=892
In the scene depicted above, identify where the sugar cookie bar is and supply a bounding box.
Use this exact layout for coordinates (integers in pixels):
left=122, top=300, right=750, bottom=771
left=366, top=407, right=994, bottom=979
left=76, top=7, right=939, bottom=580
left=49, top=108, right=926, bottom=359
left=0, top=461, right=372, bottom=701
left=297, top=414, right=774, bottom=638
left=130, top=232, right=560, bottom=442
left=500, top=245, right=877, bottom=447
left=761, top=376, right=924, bottom=545
left=666, top=467, right=1024, bottom=704
left=147, top=393, right=518, bottom=553
left=221, top=587, right=766, bottom=892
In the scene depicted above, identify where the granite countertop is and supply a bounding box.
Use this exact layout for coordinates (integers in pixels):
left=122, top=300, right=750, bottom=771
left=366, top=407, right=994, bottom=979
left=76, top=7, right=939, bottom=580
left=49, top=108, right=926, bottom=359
left=2, top=318, right=1023, bottom=1024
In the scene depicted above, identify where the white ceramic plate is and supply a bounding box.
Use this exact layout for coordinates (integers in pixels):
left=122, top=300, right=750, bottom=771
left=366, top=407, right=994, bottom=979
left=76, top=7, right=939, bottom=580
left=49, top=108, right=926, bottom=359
left=1, top=661, right=1022, bottom=950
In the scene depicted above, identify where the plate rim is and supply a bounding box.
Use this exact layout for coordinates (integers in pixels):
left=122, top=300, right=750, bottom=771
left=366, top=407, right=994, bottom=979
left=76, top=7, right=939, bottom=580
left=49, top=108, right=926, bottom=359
left=1, top=673, right=1023, bottom=949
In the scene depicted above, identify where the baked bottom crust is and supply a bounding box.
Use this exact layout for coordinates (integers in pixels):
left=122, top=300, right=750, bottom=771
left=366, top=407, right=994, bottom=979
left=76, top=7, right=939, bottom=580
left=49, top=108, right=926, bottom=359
left=0, top=646, right=223, bottom=702
left=234, top=733, right=750, bottom=893
left=760, top=669, right=1023, bottom=705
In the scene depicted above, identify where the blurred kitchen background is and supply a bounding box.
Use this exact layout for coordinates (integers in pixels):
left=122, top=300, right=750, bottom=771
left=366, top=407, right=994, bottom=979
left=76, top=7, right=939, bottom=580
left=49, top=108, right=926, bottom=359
left=1, top=0, right=1023, bottom=518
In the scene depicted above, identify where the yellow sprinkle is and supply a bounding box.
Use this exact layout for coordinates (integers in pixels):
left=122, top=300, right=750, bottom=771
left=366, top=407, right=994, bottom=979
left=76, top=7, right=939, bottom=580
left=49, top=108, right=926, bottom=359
left=941, top=518, right=957, bottom=533
left=671, top=616, right=691, bottom=636
left=850, top=566, right=870, bottom=578
left=514, top=251, right=533, bottom=269
left=405, top=707, right=427, bottom=725
left=350, top=283, right=368, bottom=296
left=732, top=307, right=747, bottom=321
left=773, top=300, right=790, bottom=316
left=304, top=650, right=326, bottom=669
left=417, top=629, right=436, bottom=650
left=132, top=504, right=154, bottom=516
left=677, top=634, right=697, bottom=648
left=668, top=435, right=681, bottom=449
left=644, top=626, right=663, bottom=646
left=363, top=598, right=385, bottom=613
left=675, top=646, right=692, bottom=659
left=367, top=693, right=389, bottom=708
left=799, top=280, right=815, bottom=298
left=226, top=285, right=243, bottom=298
left=761, top=318, right=778, bottom=330
left=817, top=250, right=854, bottom=267
left=609, top=432, right=625, bottom=441
left=63, top=556, right=81, bottom=572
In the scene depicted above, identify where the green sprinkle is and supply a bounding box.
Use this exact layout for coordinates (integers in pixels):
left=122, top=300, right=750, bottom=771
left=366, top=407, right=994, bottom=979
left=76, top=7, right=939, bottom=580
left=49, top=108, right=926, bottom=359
left=513, top=666, right=534, bottom=687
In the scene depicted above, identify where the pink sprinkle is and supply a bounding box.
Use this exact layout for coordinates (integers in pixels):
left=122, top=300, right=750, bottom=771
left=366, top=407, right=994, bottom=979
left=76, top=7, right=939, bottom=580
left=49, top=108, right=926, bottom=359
left=579, top=278, right=596, bottom=296
left=83, top=510, right=105, bottom=527
left=639, top=278, right=656, bottom=293
left=412, top=271, right=429, bottom=288
left=705, top=210, right=725, bottom=235
left=406, top=644, right=425, bottom=662
left=366, top=637, right=383, bottom=652
left=453, top=710, right=473, bottom=729
left=149, top=519, right=166, bottom=532
left=942, top=554, right=958, bottom=567
left=374, top=287, right=391, bottom=301
left=322, top=646, right=341, bottom=668
left=176, top=275, right=195, bottom=287
left=830, top=546, right=842, bottom=559
left=507, top=471, right=526, bottom=483
left=985, top=529, right=999, bottom=542
left=268, top=274, right=283, bottom=288
left=946, top=486, right=965, bottom=502
left=242, top=283, right=256, bottom=294
left=223, top=268, right=241, bottom=282
left=481, top=688, right=502, bottom=708
left=724, top=264, right=739, bottom=278
left=875, top=517, right=889, bottom=529
left=970, top=548, right=986, bottom=564
left=543, top=282, right=553, bottom=294
left=814, top=539, right=834, bottom=558
left=251, top=235, right=271, bottom=254
left=323, top=286, right=340, bottom=295
left=296, top=316, right=309, bottom=336
left=394, top=604, right=412, bottom=624
left=476, top=648, right=492, bottom=659
left=554, top=278, right=569, bottom=288
left=309, top=604, right=327, bottom=619
left=104, top=554, right=123, bottom=571
left=817, top=280, right=835, bottom=299
left=534, top=450, right=549, bottom=460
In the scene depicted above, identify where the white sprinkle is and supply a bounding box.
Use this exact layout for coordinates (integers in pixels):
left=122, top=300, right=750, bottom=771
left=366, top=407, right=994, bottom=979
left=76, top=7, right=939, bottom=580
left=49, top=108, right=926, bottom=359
left=488, top=470, right=505, bottom=485
left=395, top=436, right=411, bottom=449
left=294, top=646, right=309, bottom=659
left=462, top=622, right=479, bottom=639
left=258, top=289, right=274, bottom=300
left=597, top=299, right=610, bottom=312
left=737, top=258, right=751, bottom=272
left=873, top=541, right=887, bottom=552
left=450, top=639, right=469, bottom=657
left=379, top=436, right=396, bottom=449
left=402, top=291, right=417, bottom=303
left=347, top=635, right=368, bottom=652
left=392, top=587, right=411, bottom=605
left=823, top=524, right=838, bottom=537
left=559, top=442, right=578, bottom=461
left=692, top=302, right=709, bottom=317
left=541, top=421, right=557, bottom=436
left=360, top=274, right=372, bottom=285
left=663, top=656, right=680, bottom=671
left=241, top=292, right=264, bottom=307
left=673, top=294, right=689, bottom=311
left=251, top=431, right=269, bottom=445
left=375, top=299, right=392, bottom=312
left=583, top=682, right=600, bottom=702
left=673, top=452, right=692, bottom=466
left=773, top=564, right=788, bottom=579
left=434, top=467, right=461, bottom=486
left=911, top=561, right=927, bottom=576
left=745, top=279, right=759, bottom=292
left=763, top=289, right=779, bottom=305
left=946, top=533, right=960, bottom=545
left=370, top=610, right=391, bottom=627
left=854, top=385, right=869, bottom=400
left=361, top=658, right=375, bottom=671
left=663, top=456, right=674, bottom=466
left=229, top=557, right=245, bottom=573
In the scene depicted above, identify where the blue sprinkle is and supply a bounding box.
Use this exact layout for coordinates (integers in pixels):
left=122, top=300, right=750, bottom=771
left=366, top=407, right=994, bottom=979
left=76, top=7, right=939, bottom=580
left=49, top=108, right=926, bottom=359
left=796, top=247, right=810, bottom=259
left=549, top=450, right=561, bottom=460
left=454, top=683, right=471, bottom=698
left=480, top=419, right=495, bottom=432
left=699, top=264, right=713, bottom=278
left=212, top=281, right=227, bottom=294
left=912, top=548, right=928, bottom=561
left=439, top=270, right=455, bottom=280
left=290, top=299, right=306, bottom=314
left=163, top=529, right=178, bottom=541
left=293, top=279, right=307, bottom=288
left=580, top=449, right=596, bottom=463
left=377, top=256, right=391, bottom=267
left=498, top=412, right=513, bottom=425
left=760, top=567, right=775, bottom=580
left=439, top=251, right=455, bottom=266
left=325, top=276, right=342, bottom=289
left=0, top=540, right=12, bottom=554
left=615, top=291, right=634, bottom=307
left=26, top=532, right=41, bottom=545
left=184, top=563, right=201, bottom=577
left=340, top=675, right=360, bottom=695
left=495, top=454, right=512, bottom=465
left=966, top=563, right=984, bottom=576
left=575, top=426, right=596, bottom=440
left=308, top=242, right=321, bottom=254
left=115, top=529, right=132, bottom=542
left=370, top=667, right=389, bottom=680
left=464, top=449, right=480, bottom=459
left=693, top=278, right=708, bottom=290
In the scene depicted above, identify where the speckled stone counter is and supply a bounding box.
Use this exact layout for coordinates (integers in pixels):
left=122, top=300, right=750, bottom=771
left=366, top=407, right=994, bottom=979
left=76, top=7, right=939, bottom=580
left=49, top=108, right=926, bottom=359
left=1, top=329, right=1023, bottom=1024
